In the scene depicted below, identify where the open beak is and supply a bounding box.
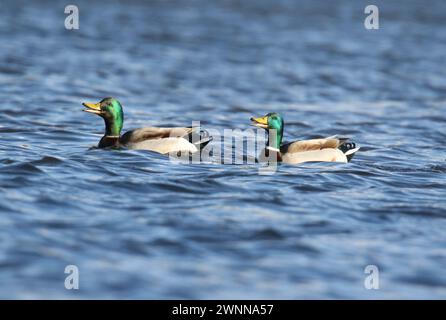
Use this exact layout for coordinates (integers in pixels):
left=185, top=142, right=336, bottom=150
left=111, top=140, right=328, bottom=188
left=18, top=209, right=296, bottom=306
left=82, top=102, right=102, bottom=115
left=250, top=115, right=269, bottom=129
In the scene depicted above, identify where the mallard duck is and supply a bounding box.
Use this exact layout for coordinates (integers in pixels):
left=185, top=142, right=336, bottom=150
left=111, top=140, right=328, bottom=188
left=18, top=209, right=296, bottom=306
left=83, top=97, right=211, bottom=154
left=250, top=112, right=359, bottom=164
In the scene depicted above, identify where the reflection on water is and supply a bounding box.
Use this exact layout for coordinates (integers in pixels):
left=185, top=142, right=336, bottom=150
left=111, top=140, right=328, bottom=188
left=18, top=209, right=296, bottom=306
left=0, top=0, right=445, bottom=298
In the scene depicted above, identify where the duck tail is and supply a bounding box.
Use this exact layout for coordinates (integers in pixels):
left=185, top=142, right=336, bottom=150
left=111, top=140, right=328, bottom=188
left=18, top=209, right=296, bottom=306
left=189, top=128, right=213, bottom=150
left=338, top=141, right=360, bottom=162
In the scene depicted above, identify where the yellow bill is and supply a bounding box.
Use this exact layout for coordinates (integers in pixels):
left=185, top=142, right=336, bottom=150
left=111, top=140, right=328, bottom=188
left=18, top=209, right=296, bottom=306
left=250, top=115, right=269, bottom=128
left=82, top=102, right=102, bottom=114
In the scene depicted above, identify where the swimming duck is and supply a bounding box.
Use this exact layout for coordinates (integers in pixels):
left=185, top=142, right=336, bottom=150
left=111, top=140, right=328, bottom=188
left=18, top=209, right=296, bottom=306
left=83, top=97, right=211, bottom=154
left=250, top=112, right=359, bottom=164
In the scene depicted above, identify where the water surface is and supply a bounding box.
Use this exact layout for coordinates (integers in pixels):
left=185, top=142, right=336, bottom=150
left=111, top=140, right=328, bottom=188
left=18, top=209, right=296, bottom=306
left=0, top=0, right=445, bottom=299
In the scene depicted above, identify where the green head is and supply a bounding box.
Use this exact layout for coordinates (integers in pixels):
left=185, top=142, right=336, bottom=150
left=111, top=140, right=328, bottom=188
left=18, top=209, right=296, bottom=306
left=83, top=97, right=124, bottom=137
left=250, top=112, right=284, bottom=148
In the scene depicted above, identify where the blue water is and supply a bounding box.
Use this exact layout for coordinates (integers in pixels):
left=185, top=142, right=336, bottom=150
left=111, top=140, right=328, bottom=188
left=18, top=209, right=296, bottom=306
left=0, top=0, right=445, bottom=299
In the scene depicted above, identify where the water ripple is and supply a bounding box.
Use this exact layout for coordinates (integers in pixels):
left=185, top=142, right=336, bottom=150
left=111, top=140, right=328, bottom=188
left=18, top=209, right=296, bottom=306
left=0, top=0, right=445, bottom=299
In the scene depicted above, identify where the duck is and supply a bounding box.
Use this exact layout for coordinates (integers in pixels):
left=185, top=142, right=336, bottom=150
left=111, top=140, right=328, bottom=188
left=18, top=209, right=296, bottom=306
left=83, top=97, right=212, bottom=154
left=250, top=112, right=359, bottom=164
